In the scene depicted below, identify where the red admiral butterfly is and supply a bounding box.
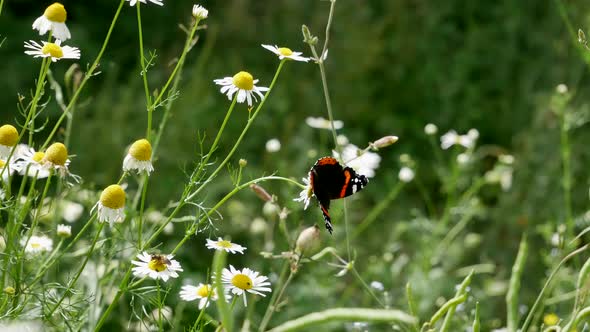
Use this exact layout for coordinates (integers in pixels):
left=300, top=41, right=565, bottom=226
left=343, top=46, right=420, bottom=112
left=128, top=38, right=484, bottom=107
left=309, top=157, right=368, bottom=234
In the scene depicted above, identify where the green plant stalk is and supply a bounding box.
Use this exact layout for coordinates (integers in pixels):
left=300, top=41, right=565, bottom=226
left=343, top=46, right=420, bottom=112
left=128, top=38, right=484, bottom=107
left=521, top=245, right=589, bottom=331
left=258, top=261, right=290, bottom=332
left=439, top=270, right=473, bottom=331
left=185, top=60, right=286, bottom=202
left=94, top=267, right=133, bottom=331
left=563, top=306, right=590, bottom=331
left=28, top=58, right=51, bottom=145
left=135, top=3, right=152, bottom=140
left=559, top=109, right=573, bottom=236
left=432, top=208, right=478, bottom=265
left=42, top=0, right=126, bottom=149
left=472, top=302, right=480, bottom=332
left=47, top=222, right=105, bottom=318
left=213, top=249, right=232, bottom=332
left=137, top=173, right=149, bottom=248
left=574, top=256, right=590, bottom=311
left=151, top=17, right=204, bottom=156
left=507, top=234, right=528, bottom=332
left=351, top=267, right=385, bottom=307
left=352, top=182, right=404, bottom=239
left=267, top=308, right=417, bottom=332
left=426, top=294, right=467, bottom=328
left=406, top=282, right=420, bottom=332
left=440, top=150, right=460, bottom=228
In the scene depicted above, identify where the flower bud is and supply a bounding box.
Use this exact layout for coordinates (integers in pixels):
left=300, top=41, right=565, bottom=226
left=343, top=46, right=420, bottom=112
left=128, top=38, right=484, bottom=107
left=370, top=135, right=398, bottom=149
left=250, top=184, right=272, bottom=202
left=239, top=158, right=248, bottom=168
left=295, top=225, right=321, bottom=255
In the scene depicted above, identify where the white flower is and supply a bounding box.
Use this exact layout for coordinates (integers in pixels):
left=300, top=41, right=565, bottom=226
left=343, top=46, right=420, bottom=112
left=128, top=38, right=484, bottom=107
left=131, top=252, right=182, bottom=282
left=62, top=201, right=84, bottom=223
left=214, top=71, right=269, bottom=107
left=22, top=235, right=53, bottom=254
left=261, top=45, right=309, bottom=62
left=24, top=40, right=80, bottom=62
left=126, top=0, right=164, bottom=6
left=305, top=116, right=343, bottom=130
left=0, top=158, right=15, bottom=182
left=265, top=138, right=281, bottom=153
left=333, top=144, right=381, bottom=178
left=192, top=4, right=208, bottom=19
left=398, top=167, right=415, bottom=183
left=336, top=134, right=349, bottom=146
left=122, top=139, right=154, bottom=175
left=205, top=238, right=246, bottom=254
left=457, top=153, right=470, bottom=165
left=370, top=281, right=384, bottom=291
left=293, top=175, right=313, bottom=210
left=13, top=144, right=52, bottom=179
left=424, top=123, right=438, bottom=135
left=180, top=283, right=220, bottom=309
left=557, top=84, right=568, bottom=94
left=467, top=128, right=479, bottom=140
left=92, top=185, right=126, bottom=227
left=440, top=130, right=475, bottom=150
left=220, top=265, right=271, bottom=306
left=32, top=3, right=71, bottom=41
left=56, top=224, right=71, bottom=238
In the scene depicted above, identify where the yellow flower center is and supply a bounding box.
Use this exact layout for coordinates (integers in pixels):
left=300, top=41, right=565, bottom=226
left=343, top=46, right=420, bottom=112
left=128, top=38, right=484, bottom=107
left=44, top=3, right=67, bottom=23
left=0, top=160, right=5, bottom=168
left=231, top=273, right=253, bottom=290
left=232, top=71, right=254, bottom=90
left=44, top=142, right=68, bottom=166
left=41, top=43, right=64, bottom=58
left=128, top=139, right=152, bottom=161
left=277, top=47, right=293, bottom=56
left=148, top=259, right=167, bottom=272
left=100, top=184, right=126, bottom=209
left=217, top=240, right=233, bottom=248
left=32, top=152, right=45, bottom=163
left=197, top=285, right=212, bottom=297
left=0, top=125, right=18, bottom=147
left=544, top=313, right=559, bottom=326
left=31, top=242, right=41, bottom=249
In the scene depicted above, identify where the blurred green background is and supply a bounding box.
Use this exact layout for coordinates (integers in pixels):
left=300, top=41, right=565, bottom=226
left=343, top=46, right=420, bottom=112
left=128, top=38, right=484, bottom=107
left=3, top=0, right=590, bottom=329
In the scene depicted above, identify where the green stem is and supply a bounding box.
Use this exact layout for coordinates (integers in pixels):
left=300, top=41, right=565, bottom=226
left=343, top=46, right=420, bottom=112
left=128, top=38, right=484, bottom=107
left=135, top=2, right=152, bottom=140
left=42, top=0, right=126, bottom=149
left=258, top=261, right=290, bottom=332
left=352, top=182, right=404, bottom=239
left=28, top=58, right=51, bottom=145
left=506, top=234, right=528, bottom=332
left=559, top=109, right=573, bottom=236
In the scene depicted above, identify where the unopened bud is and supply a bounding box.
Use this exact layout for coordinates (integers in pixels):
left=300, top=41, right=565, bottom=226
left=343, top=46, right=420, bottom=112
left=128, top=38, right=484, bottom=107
left=370, top=135, right=398, bottom=149
left=262, top=201, right=280, bottom=218
left=295, top=225, right=321, bottom=255
left=4, top=286, right=14, bottom=295
left=250, top=184, right=272, bottom=202
left=239, top=159, right=248, bottom=167
left=424, top=123, right=438, bottom=135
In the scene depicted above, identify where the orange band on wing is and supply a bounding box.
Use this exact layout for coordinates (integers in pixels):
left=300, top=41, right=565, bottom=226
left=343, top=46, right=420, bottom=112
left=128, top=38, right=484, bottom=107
left=340, top=170, right=351, bottom=198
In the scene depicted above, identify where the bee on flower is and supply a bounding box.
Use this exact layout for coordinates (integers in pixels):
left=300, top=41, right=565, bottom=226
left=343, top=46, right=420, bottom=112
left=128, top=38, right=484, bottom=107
left=131, top=252, right=182, bottom=282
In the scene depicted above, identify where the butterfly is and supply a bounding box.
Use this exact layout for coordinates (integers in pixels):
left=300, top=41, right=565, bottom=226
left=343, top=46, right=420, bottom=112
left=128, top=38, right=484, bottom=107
left=309, top=157, right=368, bottom=234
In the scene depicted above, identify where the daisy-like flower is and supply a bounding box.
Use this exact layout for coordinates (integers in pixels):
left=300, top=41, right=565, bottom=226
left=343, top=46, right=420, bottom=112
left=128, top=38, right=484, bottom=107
left=221, top=265, right=271, bottom=306
left=22, top=235, right=53, bottom=254
left=180, top=283, right=220, bottom=309
left=213, top=71, right=269, bottom=107
left=126, top=0, right=164, bottom=6
left=41, top=143, right=77, bottom=181
left=13, top=144, right=51, bottom=179
left=93, top=184, right=126, bottom=226
left=305, top=116, right=344, bottom=130
left=32, top=3, right=71, bottom=41
left=333, top=144, right=381, bottom=178
left=131, top=252, right=182, bottom=282
left=56, top=224, right=71, bottom=238
left=192, top=4, right=208, bottom=19
left=24, top=40, right=80, bottom=62
left=122, top=139, right=154, bottom=175
left=205, top=238, right=246, bottom=254
left=293, top=175, right=313, bottom=210
left=0, top=159, right=15, bottom=182
left=0, top=125, right=18, bottom=158
left=440, top=130, right=475, bottom=150
left=261, top=45, right=309, bottom=62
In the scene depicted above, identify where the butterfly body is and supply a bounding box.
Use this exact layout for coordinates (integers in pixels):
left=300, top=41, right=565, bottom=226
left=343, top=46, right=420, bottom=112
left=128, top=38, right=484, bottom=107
left=309, top=157, right=368, bottom=234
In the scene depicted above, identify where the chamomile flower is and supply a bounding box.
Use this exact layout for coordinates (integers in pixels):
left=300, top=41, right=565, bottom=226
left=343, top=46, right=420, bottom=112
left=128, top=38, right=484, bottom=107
left=24, top=40, right=80, bottom=62
left=56, top=224, right=71, bottom=238
left=0, top=125, right=18, bottom=158
left=131, top=252, right=182, bottom=282
left=32, top=3, right=71, bottom=41
left=42, top=143, right=77, bottom=181
left=122, top=139, right=154, bottom=175
left=333, top=144, right=381, bottom=178
left=205, top=238, right=246, bottom=254
left=180, top=283, right=220, bottom=309
left=220, top=265, right=271, bottom=306
left=126, top=0, right=164, bottom=6
left=305, top=116, right=344, bottom=130
left=22, top=235, right=53, bottom=254
left=293, top=175, right=313, bottom=210
left=214, top=71, right=269, bottom=107
left=261, top=45, right=309, bottom=62
left=13, top=144, right=51, bottom=179
left=0, top=159, right=15, bottom=182
left=93, top=185, right=126, bottom=227
left=192, top=4, right=208, bottom=19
